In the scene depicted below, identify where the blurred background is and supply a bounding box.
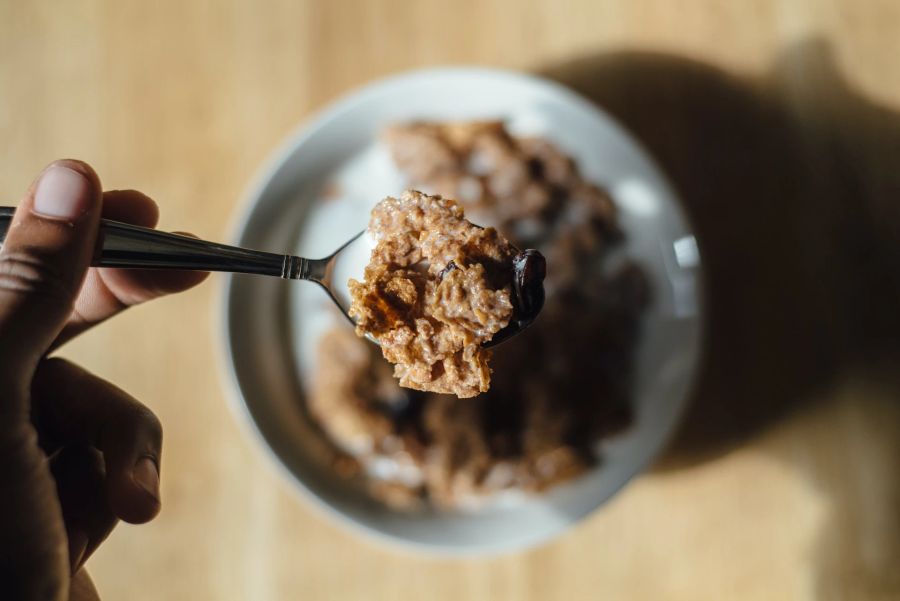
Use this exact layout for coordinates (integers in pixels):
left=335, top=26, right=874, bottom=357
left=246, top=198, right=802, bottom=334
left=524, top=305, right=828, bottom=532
left=2, top=1, right=899, bottom=599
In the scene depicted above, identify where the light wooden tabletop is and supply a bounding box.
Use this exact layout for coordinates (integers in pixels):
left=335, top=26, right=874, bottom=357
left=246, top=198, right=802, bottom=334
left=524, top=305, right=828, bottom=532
left=3, top=1, right=900, bottom=599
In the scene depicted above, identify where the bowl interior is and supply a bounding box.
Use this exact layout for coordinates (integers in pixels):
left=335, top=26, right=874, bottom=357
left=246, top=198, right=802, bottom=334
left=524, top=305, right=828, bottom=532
left=223, top=68, right=701, bottom=554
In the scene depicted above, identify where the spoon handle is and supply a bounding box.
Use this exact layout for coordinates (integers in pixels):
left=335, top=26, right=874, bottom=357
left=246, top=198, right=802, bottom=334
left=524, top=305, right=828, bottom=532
left=0, top=206, right=309, bottom=279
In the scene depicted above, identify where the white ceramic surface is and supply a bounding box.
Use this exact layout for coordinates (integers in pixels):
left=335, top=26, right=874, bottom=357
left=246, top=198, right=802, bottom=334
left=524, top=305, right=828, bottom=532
left=220, top=67, right=702, bottom=555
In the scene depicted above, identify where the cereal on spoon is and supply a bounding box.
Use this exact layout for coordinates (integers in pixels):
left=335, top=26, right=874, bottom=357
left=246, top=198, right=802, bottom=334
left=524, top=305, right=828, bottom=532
left=349, top=190, right=536, bottom=398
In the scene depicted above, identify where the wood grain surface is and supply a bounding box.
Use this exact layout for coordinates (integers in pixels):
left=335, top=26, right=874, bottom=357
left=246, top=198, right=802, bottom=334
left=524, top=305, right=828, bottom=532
left=2, top=1, right=899, bottom=599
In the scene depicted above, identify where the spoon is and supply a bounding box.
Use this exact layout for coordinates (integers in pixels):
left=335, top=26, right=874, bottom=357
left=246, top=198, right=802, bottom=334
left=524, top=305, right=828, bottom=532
left=0, top=207, right=544, bottom=348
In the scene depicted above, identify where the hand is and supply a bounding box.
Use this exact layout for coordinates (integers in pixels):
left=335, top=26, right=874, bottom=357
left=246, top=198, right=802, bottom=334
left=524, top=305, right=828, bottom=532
left=0, top=160, right=207, bottom=600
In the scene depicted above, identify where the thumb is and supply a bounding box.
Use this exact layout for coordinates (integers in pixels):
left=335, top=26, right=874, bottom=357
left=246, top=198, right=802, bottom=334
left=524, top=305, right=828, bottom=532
left=0, top=160, right=102, bottom=400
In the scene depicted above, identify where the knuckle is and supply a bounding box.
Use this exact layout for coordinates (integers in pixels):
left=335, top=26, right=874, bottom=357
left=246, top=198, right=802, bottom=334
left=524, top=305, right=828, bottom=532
left=0, top=251, right=73, bottom=302
left=130, top=403, right=163, bottom=441
left=36, top=356, right=74, bottom=376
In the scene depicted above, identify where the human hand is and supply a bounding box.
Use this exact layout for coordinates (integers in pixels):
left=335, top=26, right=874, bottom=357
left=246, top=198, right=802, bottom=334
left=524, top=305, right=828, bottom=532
left=0, top=160, right=207, bottom=600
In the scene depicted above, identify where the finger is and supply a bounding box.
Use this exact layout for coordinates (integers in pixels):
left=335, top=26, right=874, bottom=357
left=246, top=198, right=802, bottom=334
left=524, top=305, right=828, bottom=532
left=55, top=191, right=208, bottom=346
left=48, top=445, right=117, bottom=572
left=101, top=189, right=160, bottom=226
left=0, top=160, right=102, bottom=398
left=32, top=358, right=162, bottom=525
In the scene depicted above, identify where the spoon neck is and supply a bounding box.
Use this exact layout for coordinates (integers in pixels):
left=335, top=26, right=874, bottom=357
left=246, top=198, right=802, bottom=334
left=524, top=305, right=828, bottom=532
left=291, top=256, right=330, bottom=283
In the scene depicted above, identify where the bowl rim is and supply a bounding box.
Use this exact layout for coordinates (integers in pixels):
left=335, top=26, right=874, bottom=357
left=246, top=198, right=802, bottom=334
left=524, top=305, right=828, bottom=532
left=216, top=65, right=703, bottom=556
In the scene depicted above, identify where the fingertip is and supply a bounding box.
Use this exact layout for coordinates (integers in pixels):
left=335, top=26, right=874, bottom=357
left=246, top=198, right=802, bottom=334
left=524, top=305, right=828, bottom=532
left=47, top=159, right=102, bottom=200
left=109, top=457, right=162, bottom=524
left=106, top=409, right=163, bottom=524
left=110, top=495, right=161, bottom=525
left=54, top=158, right=99, bottom=178
left=27, top=160, right=101, bottom=223
left=115, top=497, right=162, bottom=525
left=102, top=190, right=160, bottom=227
left=133, top=456, right=161, bottom=504
left=31, top=159, right=102, bottom=220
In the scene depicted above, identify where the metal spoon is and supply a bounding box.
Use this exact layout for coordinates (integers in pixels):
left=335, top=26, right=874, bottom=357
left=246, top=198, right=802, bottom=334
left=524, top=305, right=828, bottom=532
left=0, top=207, right=544, bottom=348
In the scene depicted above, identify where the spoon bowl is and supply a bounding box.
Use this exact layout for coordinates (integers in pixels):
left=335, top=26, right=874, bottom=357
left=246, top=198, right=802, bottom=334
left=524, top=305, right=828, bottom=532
left=311, top=227, right=546, bottom=349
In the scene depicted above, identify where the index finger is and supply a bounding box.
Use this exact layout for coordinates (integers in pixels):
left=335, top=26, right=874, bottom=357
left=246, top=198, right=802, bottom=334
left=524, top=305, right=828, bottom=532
left=54, top=190, right=208, bottom=347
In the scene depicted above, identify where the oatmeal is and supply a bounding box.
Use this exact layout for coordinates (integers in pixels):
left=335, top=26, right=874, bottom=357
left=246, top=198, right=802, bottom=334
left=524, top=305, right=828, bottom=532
left=307, top=121, right=648, bottom=509
left=348, top=191, right=524, bottom=398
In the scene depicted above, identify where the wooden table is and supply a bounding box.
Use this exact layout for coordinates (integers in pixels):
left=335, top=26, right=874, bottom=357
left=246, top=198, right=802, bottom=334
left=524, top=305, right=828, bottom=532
left=2, top=1, right=899, bottom=599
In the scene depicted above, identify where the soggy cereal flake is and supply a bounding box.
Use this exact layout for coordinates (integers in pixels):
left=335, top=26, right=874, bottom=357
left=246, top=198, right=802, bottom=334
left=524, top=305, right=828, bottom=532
left=349, top=191, right=516, bottom=398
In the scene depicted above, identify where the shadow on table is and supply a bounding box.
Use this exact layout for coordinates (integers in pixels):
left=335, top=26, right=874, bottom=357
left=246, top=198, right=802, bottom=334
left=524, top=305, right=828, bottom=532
left=541, top=39, right=900, bottom=466
left=541, top=40, right=900, bottom=598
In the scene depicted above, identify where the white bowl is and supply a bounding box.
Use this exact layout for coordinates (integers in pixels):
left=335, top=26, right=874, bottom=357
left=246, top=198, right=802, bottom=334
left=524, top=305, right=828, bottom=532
left=220, top=67, right=702, bottom=555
